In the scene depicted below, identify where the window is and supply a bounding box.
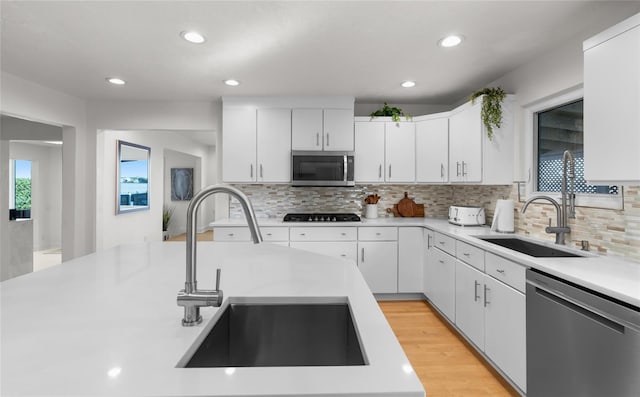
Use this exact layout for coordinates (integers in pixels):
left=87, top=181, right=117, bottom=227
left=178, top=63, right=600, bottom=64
left=535, top=99, right=618, bottom=196
left=8, top=159, right=32, bottom=219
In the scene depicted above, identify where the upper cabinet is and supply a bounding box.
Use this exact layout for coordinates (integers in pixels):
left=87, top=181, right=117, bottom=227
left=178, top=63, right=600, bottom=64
left=416, top=116, right=449, bottom=183
left=354, top=120, right=415, bottom=183
left=222, top=107, right=291, bottom=183
left=448, top=96, right=515, bottom=184
left=584, top=12, right=640, bottom=184
left=292, top=108, right=354, bottom=151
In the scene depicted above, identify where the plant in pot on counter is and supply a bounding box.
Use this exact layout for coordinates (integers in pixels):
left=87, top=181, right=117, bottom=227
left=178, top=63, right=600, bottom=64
left=369, top=102, right=412, bottom=123
left=162, top=205, right=174, bottom=240
left=469, top=86, right=506, bottom=140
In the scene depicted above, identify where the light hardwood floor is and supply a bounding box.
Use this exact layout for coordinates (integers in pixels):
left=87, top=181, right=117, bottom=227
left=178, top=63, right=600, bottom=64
left=379, top=300, right=519, bottom=397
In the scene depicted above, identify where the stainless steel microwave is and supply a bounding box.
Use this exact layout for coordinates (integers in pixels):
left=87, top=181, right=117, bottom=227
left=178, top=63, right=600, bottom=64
left=291, top=151, right=355, bottom=187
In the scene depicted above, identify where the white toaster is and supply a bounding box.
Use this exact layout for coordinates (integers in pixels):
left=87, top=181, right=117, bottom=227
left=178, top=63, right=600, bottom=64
left=448, top=206, right=486, bottom=226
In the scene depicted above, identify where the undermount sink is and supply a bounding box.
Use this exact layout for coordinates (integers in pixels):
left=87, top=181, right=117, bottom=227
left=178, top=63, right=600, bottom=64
left=177, top=297, right=366, bottom=368
left=476, top=236, right=587, bottom=258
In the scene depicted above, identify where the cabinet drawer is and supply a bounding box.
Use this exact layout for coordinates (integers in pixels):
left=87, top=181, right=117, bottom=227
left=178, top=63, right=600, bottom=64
left=485, top=252, right=526, bottom=293
left=358, top=227, right=398, bottom=241
left=434, top=232, right=456, bottom=256
left=290, top=242, right=357, bottom=262
left=289, top=227, right=357, bottom=242
left=456, top=241, right=485, bottom=271
left=213, top=227, right=252, bottom=242
left=261, top=227, right=289, bottom=242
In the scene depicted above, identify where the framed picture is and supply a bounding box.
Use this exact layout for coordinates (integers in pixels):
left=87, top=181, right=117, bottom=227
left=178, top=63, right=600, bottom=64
left=116, top=140, right=150, bottom=214
left=171, top=168, right=194, bottom=201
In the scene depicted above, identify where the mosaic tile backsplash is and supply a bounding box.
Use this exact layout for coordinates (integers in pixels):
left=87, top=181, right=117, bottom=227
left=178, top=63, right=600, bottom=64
left=229, top=183, right=640, bottom=263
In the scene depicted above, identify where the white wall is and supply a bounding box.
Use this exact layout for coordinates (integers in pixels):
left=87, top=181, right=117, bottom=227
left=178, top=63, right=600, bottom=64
left=164, top=149, right=202, bottom=237
left=9, top=142, right=62, bottom=251
left=96, top=130, right=213, bottom=250
left=0, top=71, right=87, bottom=262
left=87, top=100, right=220, bottom=251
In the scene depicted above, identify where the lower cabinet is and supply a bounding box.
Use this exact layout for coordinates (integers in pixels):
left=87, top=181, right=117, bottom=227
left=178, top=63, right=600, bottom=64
left=213, top=226, right=289, bottom=246
left=358, top=227, right=398, bottom=293
left=428, top=245, right=456, bottom=321
left=455, top=251, right=527, bottom=393
left=289, top=226, right=357, bottom=262
left=398, top=227, right=424, bottom=293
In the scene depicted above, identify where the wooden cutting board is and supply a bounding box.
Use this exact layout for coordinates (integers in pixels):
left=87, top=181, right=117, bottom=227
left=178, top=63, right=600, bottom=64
left=397, top=192, right=418, bottom=217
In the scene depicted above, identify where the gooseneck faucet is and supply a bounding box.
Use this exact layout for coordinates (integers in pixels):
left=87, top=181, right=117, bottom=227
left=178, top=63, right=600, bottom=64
left=521, top=150, right=576, bottom=245
left=177, top=185, right=263, bottom=326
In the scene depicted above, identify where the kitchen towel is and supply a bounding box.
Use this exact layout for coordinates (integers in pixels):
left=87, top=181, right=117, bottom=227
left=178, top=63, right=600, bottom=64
left=491, top=199, right=515, bottom=233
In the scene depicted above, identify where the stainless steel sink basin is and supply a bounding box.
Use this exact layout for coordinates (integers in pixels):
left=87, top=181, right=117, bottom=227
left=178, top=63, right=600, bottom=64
left=177, top=298, right=366, bottom=368
left=476, top=236, right=586, bottom=258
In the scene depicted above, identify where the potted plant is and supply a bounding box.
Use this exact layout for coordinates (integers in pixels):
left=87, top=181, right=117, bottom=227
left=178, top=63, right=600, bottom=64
left=469, top=87, right=506, bottom=140
left=369, top=102, right=412, bottom=122
left=162, top=205, right=174, bottom=240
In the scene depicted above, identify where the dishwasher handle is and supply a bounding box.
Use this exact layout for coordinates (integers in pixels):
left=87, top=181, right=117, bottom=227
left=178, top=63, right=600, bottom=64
left=534, top=286, right=625, bottom=334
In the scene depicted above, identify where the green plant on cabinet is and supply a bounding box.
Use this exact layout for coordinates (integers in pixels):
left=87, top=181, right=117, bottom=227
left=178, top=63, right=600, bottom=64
left=470, top=87, right=506, bottom=140
left=369, top=102, right=412, bottom=123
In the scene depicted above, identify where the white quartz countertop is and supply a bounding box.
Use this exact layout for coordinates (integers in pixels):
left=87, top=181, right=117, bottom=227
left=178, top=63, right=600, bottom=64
left=212, top=217, right=640, bottom=307
left=1, top=243, right=424, bottom=397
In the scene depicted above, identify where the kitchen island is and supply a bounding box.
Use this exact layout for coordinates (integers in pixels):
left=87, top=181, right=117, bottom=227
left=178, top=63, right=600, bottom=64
left=1, top=242, right=425, bottom=396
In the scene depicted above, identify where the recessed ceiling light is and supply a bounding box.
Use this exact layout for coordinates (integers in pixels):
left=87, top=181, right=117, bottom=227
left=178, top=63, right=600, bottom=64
left=439, top=35, right=463, bottom=48
left=224, top=79, right=240, bottom=86
left=181, top=31, right=206, bottom=44
left=401, top=81, right=416, bottom=88
left=106, top=77, right=126, bottom=85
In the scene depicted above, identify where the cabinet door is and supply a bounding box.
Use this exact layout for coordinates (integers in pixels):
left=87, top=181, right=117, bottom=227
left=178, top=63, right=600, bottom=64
left=584, top=23, right=640, bottom=183
left=323, top=109, right=354, bottom=151
left=430, top=248, right=456, bottom=321
left=290, top=241, right=357, bottom=263
left=257, top=108, right=291, bottom=182
left=455, top=260, right=485, bottom=350
left=423, top=229, right=435, bottom=297
left=358, top=241, right=398, bottom=293
left=416, top=118, right=449, bottom=182
left=449, top=103, right=482, bottom=182
left=385, top=122, right=416, bottom=182
left=292, top=108, right=323, bottom=151
left=222, top=107, right=257, bottom=182
left=354, top=122, right=385, bottom=182
left=484, top=276, right=526, bottom=392
left=398, top=227, right=424, bottom=293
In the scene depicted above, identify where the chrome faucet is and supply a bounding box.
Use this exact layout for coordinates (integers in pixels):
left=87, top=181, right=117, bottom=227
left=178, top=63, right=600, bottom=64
left=521, top=150, right=576, bottom=245
left=177, top=184, right=263, bottom=326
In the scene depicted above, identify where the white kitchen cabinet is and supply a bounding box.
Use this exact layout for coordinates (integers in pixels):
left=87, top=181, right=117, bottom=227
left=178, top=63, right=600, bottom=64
left=484, top=275, right=526, bottom=392
left=423, top=228, right=435, bottom=298
left=455, top=260, right=485, bottom=350
left=429, top=246, right=456, bottom=321
left=416, top=117, right=449, bottom=183
left=584, top=13, right=640, bottom=184
left=212, top=226, right=288, bottom=246
left=358, top=227, right=398, bottom=294
left=448, top=96, right=514, bottom=184
left=358, top=241, right=398, bottom=293
left=222, top=107, right=257, bottom=183
left=223, top=107, right=291, bottom=183
left=292, top=108, right=354, bottom=151
left=289, top=226, right=357, bottom=263
left=354, top=122, right=385, bottom=182
left=256, top=108, right=292, bottom=182
left=385, top=122, right=416, bottom=182
left=398, top=227, right=424, bottom=293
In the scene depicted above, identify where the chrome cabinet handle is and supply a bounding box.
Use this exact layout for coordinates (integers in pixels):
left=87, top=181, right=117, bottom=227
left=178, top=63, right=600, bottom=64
left=484, top=285, right=490, bottom=307
left=441, top=163, right=445, bottom=178
left=227, top=233, right=234, bottom=237
left=326, top=133, right=330, bottom=147
left=427, top=234, right=432, bottom=249
left=456, top=162, right=461, bottom=177
left=438, top=241, right=445, bottom=245
left=299, top=233, right=306, bottom=236
left=215, top=268, right=221, bottom=291
left=260, top=164, right=263, bottom=178
left=388, top=164, right=392, bottom=178
left=474, top=280, right=480, bottom=302
left=439, top=260, right=445, bottom=264
left=316, top=133, right=320, bottom=147
left=250, top=164, right=253, bottom=178
left=462, top=161, right=468, bottom=176
left=361, top=248, right=365, bottom=262
left=463, top=252, right=470, bottom=257
left=341, top=232, right=347, bottom=236
left=378, top=164, right=382, bottom=178
left=266, top=233, right=272, bottom=236
left=496, top=269, right=505, bottom=274
left=340, top=254, right=347, bottom=257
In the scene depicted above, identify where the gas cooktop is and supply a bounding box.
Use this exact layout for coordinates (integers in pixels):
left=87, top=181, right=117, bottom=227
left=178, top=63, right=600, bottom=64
left=283, top=213, right=361, bottom=222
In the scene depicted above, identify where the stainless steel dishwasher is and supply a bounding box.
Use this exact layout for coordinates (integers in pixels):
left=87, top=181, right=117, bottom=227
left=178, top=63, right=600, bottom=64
left=527, top=268, right=640, bottom=397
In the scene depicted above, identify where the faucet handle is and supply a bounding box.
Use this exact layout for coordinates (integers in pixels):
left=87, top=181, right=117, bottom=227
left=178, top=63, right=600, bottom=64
left=215, top=268, right=221, bottom=291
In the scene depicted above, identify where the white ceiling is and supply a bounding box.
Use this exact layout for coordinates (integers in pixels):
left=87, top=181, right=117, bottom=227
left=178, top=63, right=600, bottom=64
left=2, top=1, right=640, bottom=106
